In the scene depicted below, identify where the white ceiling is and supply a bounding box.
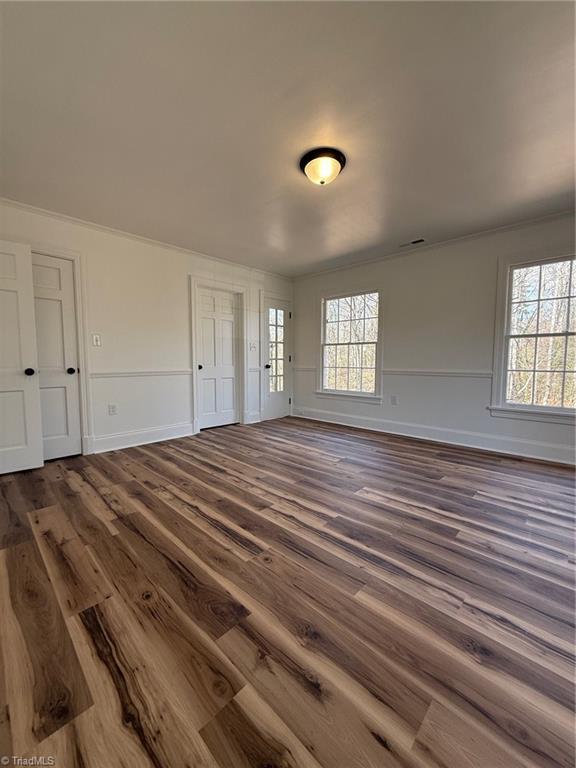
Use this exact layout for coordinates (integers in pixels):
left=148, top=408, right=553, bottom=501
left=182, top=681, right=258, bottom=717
left=1, top=2, right=573, bottom=276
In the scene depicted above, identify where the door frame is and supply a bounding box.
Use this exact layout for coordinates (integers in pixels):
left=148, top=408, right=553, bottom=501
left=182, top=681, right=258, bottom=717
left=260, top=290, right=293, bottom=420
left=28, top=243, right=92, bottom=456
left=190, top=277, right=248, bottom=432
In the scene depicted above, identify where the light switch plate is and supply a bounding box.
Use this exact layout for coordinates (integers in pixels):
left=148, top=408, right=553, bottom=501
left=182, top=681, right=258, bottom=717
left=92, top=333, right=102, bottom=347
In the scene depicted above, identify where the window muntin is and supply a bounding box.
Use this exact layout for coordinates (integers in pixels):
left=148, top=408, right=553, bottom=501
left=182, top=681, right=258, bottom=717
left=322, top=292, right=379, bottom=393
left=505, top=258, right=575, bottom=409
left=268, top=308, right=284, bottom=392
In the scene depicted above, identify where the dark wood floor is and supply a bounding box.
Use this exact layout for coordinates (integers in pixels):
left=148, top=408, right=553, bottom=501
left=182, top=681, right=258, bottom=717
left=0, top=417, right=574, bottom=768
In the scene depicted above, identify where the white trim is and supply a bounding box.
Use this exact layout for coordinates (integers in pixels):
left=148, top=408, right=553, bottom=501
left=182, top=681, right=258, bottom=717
left=314, top=390, right=382, bottom=404
left=293, top=211, right=574, bottom=280
left=487, top=405, right=575, bottom=425
left=292, top=408, right=575, bottom=465
left=491, top=251, right=575, bottom=423
left=1, top=198, right=289, bottom=281
left=318, top=288, right=383, bottom=397
left=383, top=368, right=493, bottom=378
left=88, top=422, right=195, bottom=454
left=296, top=366, right=493, bottom=379
left=90, top=370, right=193, bottom=379
left=190, top=277, right=249, bottom=429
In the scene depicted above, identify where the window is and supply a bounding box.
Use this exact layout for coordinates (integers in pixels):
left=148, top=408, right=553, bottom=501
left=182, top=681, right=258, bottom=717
left=322, top=292, right=379, bottom=394
left=269, top=307, right=284, bottom=392
left=504, top=257, right=575, bottom=410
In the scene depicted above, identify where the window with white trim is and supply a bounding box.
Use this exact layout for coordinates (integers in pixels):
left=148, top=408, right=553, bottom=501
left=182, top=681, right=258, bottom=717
left=322, top=292, right=379, bottom=393
left=504, top=257, right=575, bottom=409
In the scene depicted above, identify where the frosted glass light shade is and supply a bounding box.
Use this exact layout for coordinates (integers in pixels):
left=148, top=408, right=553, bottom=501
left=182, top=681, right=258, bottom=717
left=300, top=148, right=346, bottom=186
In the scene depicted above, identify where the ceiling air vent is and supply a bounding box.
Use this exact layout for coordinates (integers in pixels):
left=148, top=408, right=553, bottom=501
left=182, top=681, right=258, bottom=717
left=400, top=238, right=426, bottom=248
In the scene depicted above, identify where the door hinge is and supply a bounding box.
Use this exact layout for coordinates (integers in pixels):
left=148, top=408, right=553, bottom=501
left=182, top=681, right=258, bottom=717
left=289, top=311, right=292, bottom=319
left=288, top=355, right=292, bottom=363
left=289, top=397, right=292, bottom=404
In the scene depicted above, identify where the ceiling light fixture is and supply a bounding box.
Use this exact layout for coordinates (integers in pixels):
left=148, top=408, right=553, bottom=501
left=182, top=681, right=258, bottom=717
left=299, top=147, right=346, bottom=186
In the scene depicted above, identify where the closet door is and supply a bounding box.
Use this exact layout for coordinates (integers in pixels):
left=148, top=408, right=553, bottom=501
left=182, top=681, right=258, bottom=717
left=0, top=241, right=43, bottom=474
left=33, top=254, right=82, bottom=460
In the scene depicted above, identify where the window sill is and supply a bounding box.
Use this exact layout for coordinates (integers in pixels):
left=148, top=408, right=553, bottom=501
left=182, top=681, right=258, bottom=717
left=315, top=390, right=382, bottom=404
left=487, top=405, right=575, bottom=425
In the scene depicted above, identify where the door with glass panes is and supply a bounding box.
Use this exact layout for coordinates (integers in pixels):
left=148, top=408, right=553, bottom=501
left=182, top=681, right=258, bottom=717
left=263, top=299, right=291, bottom=420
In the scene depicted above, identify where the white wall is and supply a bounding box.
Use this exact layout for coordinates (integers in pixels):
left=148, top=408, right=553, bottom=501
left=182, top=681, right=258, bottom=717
left=0, top=200, right=291, bottom=452
left=293, top=214, right=575, bottom=464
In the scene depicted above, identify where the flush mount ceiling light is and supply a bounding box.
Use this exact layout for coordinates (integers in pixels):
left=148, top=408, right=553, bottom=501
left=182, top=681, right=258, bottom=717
left=299, top=147, right=346, bottom=186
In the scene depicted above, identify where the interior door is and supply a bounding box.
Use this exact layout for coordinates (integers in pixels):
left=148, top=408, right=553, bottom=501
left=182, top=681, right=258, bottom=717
left=32, top=253, right=82, bottom=460
left=263, top=299, right=291, bottom=420
left=197, top=288, right=239, bottom=429
left=0, top=241, right=43, bottom=474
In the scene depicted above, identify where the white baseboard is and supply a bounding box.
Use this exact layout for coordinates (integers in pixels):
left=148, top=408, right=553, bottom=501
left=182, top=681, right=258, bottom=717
left=292, top=406, right=575, bottom=465
left=85, top=422, right=195, bottom=454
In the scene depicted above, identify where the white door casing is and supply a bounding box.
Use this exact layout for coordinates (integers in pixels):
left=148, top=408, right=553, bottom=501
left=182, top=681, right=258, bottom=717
left=263, top=298, right=291, bottom=420
left=197, top=288, right=239, bottom=429
left=0, top=241, right=44, bottom=473
left=32, top=253, right=82, bottom=460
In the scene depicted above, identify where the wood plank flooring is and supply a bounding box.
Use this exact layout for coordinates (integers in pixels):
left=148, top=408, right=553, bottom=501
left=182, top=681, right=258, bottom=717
left=0, top=417, right=574, bottom=768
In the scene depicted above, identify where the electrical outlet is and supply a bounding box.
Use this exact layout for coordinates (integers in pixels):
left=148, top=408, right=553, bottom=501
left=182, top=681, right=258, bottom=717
left=390, top=394, right=399, bottom=406
left=92, top=333, right=102, bottom=347
left=108, top=403, right=117, bottom=416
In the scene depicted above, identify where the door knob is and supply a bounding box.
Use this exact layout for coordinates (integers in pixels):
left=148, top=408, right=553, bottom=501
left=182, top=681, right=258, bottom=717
left=24, top=368, right=35, bottom=376
left=264, top=364, right=271, bottom=369
left=198, top=364, right=203, bottom=370
left=66, top=367, right=77, bottom=374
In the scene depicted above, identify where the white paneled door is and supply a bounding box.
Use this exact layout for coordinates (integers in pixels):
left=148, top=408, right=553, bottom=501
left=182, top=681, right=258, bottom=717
left=197, top=288, right=239, bottom=429
left=32, top=254, right=82, bottom=460
left=263, top=298, right=291, bottom=420
left=0, top=241, right=44, bottom=473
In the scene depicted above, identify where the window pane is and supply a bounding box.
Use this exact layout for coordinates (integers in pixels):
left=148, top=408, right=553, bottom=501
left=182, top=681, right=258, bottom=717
left=348, top=369, right=361, bottom=391
left=508, top=337, right=535, bottom=370
left=570, top=299, right=576, bottom=332
left=534, top=372, right=564, bottom=407
left=269, top=325, right=276, bottom=341
left=510, top=302, right=538, bottom=334
left=276, top=376, right=284, bottom=392
left=566, top=336, right=575, bottom=370
left=326, top=299, right=338, bottom=322
left=350, top=319, right=364, bottom=343
left=324, top=368, right=336, bottom=389
left=535, top=336, right=566, bottom=371
left=326, top=322, right=338, bottom=343
left=277, top=326, right=284, bottom=342
left=277, top=360, right=284, bottom=376
left=362, top=344, right=376, bottom=368
left=351, top=295, right=365, bottom=319
left=268, top=308, right=276, bottom=325
left=563, top=372, right=575, bottom=407
left=512, top=265, right=540, bottom=302
left=338, top=297, right=352, bottom=320
left=269, top=377, right=276, bottom=393
left=336, top=346, right=349, bottom=367
left=277, top=343, right=284, bottom=360
left=361, top=369, right=375, bottom=393
left=349, top=344, right=362, bottom=368
left=269, top=342, right=276, bottom=360
left=538, top=299, right=568, bottom=333
left=507, top=371, right=533, bottom=404
left=365, top=293, right=379, bottom=318
left=277, top=309, right=284, bottom=326
left=324, top=345, right=336, bottom=367
left=338, top=321, right=351, bottom=343
left=271, top=360, right=277, bottom=376
left=571, top=264, right=576, bottom=296
left=336, top=368, right=349, bottom=389
left=365, top=318, right=378, bottom=342
left=541, top=260, right=571, bottom=299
